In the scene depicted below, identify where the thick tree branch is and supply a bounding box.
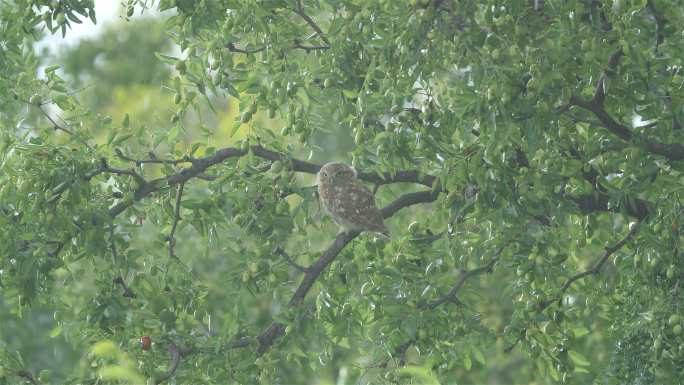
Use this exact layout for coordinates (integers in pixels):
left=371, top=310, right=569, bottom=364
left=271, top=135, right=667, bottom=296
left=644, top=0, right=682, bottom=132
left=568, top=49, right=684, bottom=160
left=570, top=193, right=650, bottom=220
left=144, top=191, right=443, bottom=360
left=154, top=343, right=181, bottom=385
left=561, top=145, right=652, bottom=220
left=254, top=189, right=441, bottom=354
left=58, top=143, right=440, bottom=361
left=646, top=0, right=666, bottom=51
left=108, top=145, right=436, bottom=218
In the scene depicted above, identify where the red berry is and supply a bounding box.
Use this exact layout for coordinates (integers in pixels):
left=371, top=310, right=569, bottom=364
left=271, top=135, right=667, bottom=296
left=140, top=336, right=151, bottom=351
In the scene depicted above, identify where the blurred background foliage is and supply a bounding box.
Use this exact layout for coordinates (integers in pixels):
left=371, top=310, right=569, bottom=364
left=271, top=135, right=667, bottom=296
left=0, top=0, right=683, bottom=385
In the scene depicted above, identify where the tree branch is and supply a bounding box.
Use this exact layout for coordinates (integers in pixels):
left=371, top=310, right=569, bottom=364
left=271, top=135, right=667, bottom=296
left=29, top=101, right=95, bottom=151
left=226, top=39, right=330, bottom=54
left=226, top=42, right=266, bottom=54
left=254, top=189, right=441, bottom=354
left=53, top=144, right=441, bottom=360
left=293, top=0, right=330, bottom=46
left=38, top=104, right=76, bottom=136
left=570, top=193, right=650, bottom=220
left=115, top=148, right=195, bottom=166
left=168, top=182, right=185, bottom=260
left=112, top=276, right=136, bottom=298
left=293, top=40, right=330, bottom=51
left=505, top=222, right=640, bottom=352
left=275, top=247, right=308, bottom=273
left=154, top=343, right=181, bottom=385
left=419, top=249, right=501, bottom=310
left=592, top=49, right=624, bottom=107
left=16, top=370, right=41, bottom=385
left=568, top=49, right=684, bottom=160
left=556, top=222, right=639, bottom=295
left=644, top=1, right=681, bottom=131
left=100, top=158, right=148, bottom=186
left=107, top=145, right=436, bottom=219
left=574, top=88, right=684, bottom=159
left=646, top=0, right=666, bottom=52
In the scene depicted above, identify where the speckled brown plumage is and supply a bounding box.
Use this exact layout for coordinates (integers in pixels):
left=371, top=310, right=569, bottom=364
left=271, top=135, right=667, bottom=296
left=317, top=162, right=389, bottom=236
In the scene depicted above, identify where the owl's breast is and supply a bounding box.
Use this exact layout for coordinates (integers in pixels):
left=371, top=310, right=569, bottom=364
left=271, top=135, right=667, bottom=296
left=320, top=186, right=346, bottom=213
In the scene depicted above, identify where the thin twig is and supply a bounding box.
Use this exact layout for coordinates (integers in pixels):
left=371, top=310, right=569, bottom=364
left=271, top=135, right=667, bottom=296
left=112, top=276, right=136, bottom=298
left=115, top=148, right=194, bottom=166
left=293, top=0, right=331, bottom=46
left=226, top=40, right=330, bottom=54
left=556, top=222, right=639, bottom=295
left=293, top=40, right=330, bottom=51
left=168, top=182, right=185, bottom=260
left=100, top=158, right=148, bottom=186
left=16, top=370, right=41, bottom=385
left=34, top=103, right=95, bottom=151
left=275, top=247, right=307, bottom=273
left=505, top=223, right=639, bottom=352
left=419, top=249, right=501, bottom=310
left=38, top=104, right=75, bottom=135
left=226, top=42, right=266, bottom=54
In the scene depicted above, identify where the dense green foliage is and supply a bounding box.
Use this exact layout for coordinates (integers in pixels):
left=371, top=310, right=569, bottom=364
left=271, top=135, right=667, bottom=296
left=1, top=0, right=684, bottom=384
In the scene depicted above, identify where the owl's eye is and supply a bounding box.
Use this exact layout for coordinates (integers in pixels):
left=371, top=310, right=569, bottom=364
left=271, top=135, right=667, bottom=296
left=322, top=171, right=328, bottom=177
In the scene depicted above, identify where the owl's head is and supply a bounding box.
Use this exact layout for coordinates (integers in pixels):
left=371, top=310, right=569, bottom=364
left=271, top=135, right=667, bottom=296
left=317, top=162, right=357, bottom=185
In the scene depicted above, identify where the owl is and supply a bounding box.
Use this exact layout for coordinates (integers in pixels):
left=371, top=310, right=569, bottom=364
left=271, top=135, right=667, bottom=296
left=317, top=162, right=389, bottom=236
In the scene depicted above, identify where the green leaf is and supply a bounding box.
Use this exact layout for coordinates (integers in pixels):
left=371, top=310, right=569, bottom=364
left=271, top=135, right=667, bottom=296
left=229, top=121, right=242, bottom=137
left=463, top=353, right=472, bottom=370
left=473, top=347, right=486, bottom=365
left=398, top=366, right=441, bottom=385
left=569, top=350, right=591, bottom=367
left=49, top=324, right=62, bottom=338
left=91, top=340, right=118, bottom=358
left=98, top=365, right=145, bottom=384
left=44, top=65, right=61, bottom=74
left=154, top=52, right=179, bottom=65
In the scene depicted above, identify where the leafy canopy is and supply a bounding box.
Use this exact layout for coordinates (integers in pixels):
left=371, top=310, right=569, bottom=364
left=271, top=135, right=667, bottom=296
left=0, top=0, right=683, bottom=384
